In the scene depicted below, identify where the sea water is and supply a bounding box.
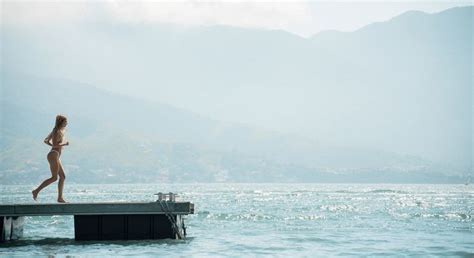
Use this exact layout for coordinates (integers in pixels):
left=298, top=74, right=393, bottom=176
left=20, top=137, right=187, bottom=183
left=0, top=184, right=472, bottom=257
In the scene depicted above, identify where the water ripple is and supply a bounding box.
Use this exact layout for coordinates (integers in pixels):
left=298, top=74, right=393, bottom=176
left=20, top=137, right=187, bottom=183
left=0, top=183, right=472, bottom=256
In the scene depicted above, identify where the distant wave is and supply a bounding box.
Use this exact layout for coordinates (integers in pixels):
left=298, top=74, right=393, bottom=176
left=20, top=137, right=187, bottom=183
left=412, top=213, right=472, bottom=221
left=368, top=189, right=408, bottom=194
left=195, top=210, right=325, bottom=221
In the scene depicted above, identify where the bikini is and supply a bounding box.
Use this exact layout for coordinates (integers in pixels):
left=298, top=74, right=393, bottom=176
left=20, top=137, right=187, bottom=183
left=46, top=131, right=63, bottom=156
left=49, top=149, right=61, bottom=156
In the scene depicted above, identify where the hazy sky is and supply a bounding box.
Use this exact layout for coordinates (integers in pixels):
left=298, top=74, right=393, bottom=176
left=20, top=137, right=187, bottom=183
left=2, top=1, right=471, bottom=170
left=2, top=0, right=472, bottom=37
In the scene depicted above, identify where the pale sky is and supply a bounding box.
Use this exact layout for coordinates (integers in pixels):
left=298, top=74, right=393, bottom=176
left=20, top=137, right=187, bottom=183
left=2, top=0, right=472, bottom=37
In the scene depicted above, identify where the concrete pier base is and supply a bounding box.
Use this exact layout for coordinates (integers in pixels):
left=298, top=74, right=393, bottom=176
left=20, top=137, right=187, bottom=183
left=74, top=214, right=185, bottom=240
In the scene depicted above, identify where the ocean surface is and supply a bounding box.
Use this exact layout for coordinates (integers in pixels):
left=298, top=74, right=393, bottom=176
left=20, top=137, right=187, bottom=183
left=0, top=184, right=472, bottom=257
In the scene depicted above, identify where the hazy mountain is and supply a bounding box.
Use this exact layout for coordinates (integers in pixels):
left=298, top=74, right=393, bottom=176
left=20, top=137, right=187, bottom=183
left=0, top=73, right=462, bottom=184
left=1, top=6, right=471, bottom=183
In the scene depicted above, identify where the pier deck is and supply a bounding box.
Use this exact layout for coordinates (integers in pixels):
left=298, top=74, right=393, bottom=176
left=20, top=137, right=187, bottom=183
left=0, top=202, right=194, bottom=216
left=1, top=201, right=194, bottom=242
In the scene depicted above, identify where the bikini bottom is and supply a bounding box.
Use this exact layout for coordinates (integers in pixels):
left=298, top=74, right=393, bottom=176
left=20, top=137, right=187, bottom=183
left=48, top=149, right=61, bottom=156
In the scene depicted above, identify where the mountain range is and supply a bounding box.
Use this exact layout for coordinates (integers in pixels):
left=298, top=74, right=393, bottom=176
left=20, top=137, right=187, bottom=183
left=1, top=6, right=471, bottom=183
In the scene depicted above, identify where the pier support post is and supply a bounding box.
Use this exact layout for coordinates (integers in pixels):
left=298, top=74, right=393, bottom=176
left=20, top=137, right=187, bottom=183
left=1, top=216, right=24, bottom=242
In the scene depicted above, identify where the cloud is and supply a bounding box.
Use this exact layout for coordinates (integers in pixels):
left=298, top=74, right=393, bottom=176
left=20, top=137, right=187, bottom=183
left=2, top=1, right=312, bottom=35
left=1, top=1, right=92, bottom=25
left=2, top=0, right=471, bottom=37
left=108, top=1, right=312, bottom=27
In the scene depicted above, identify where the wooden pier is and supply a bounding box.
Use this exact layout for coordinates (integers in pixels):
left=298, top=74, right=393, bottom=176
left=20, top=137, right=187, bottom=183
left=0, top=196, right=194, bottom=242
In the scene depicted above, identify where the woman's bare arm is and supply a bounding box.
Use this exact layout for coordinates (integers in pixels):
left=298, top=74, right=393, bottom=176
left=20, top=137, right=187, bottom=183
left=44, top=132, right=53, bottom=146
left=44, top=136, right=69, bottom=148
left=44, top=140, right=53, bottom=146
left=49, top=142, right=69, bottom=148
left=44, top=131, right=69, bottom=147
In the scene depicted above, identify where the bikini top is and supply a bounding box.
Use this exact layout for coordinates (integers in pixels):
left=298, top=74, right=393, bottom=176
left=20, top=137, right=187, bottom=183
left=45, top=129, right=64, bottom=145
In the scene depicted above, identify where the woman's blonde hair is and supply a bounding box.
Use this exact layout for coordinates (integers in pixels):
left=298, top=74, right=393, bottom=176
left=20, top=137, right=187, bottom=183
left=46, top=115, right=67, bottom=143
left=54, top=115, right=68, bottom=131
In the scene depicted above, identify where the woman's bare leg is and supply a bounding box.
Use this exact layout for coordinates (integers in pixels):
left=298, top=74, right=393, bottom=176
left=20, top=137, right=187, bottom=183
left=57, top=160, right=66, bottom=203
left=32, top=153, right=59, bottom=200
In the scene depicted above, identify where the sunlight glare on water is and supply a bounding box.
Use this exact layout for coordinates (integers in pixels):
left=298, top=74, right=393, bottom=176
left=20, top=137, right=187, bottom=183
left=0, top=184, right=472, bottom=257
